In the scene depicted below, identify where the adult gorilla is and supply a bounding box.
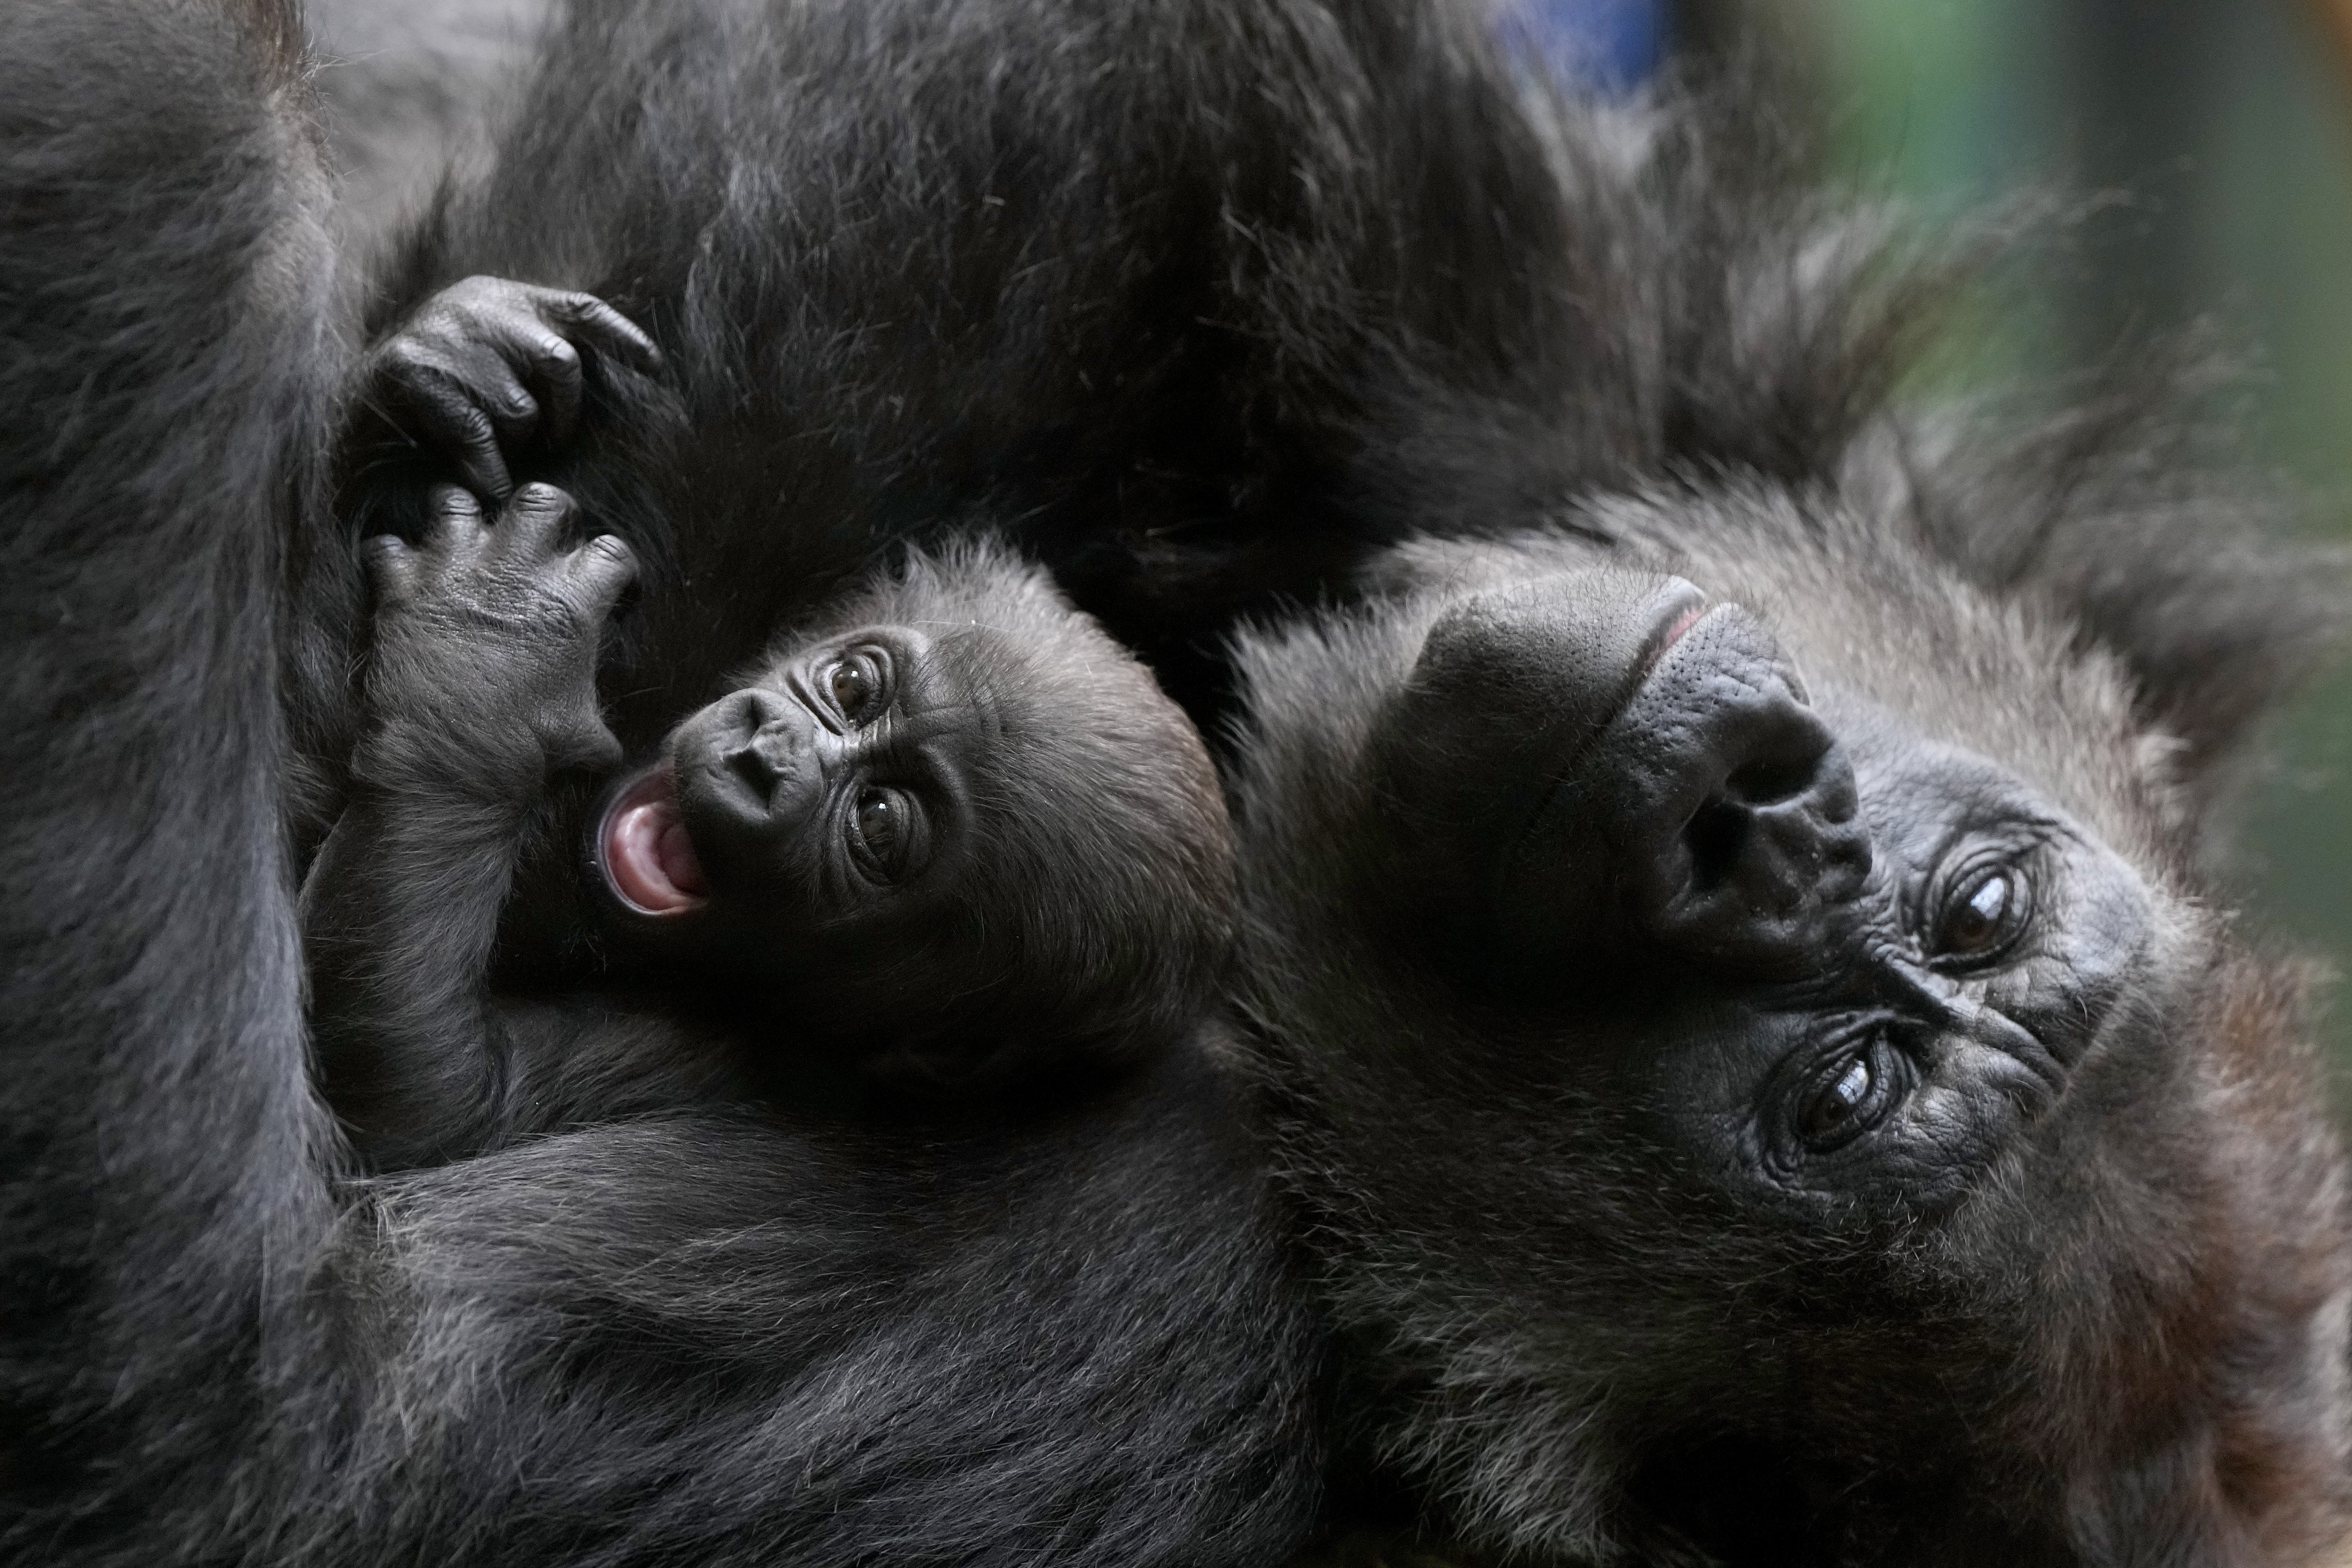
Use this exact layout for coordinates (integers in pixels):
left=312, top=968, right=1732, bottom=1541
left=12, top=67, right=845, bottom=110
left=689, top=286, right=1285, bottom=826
left=1232, top=522, right=2352, bottom=1561
left=1205, top=59, right=2352, bottom=1568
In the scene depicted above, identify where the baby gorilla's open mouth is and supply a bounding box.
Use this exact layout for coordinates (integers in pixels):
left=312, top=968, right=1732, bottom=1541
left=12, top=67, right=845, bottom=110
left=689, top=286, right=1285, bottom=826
left=599, top=767, right=710, bottom=915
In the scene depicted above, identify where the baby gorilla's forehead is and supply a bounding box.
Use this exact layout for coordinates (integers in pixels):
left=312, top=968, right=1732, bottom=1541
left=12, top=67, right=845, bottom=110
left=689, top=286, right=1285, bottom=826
left=910, top=628, right=1227, bottom=883
left=926, top=622, right=1160, bottom=719
left=917, top=637, right=1216, bottom=859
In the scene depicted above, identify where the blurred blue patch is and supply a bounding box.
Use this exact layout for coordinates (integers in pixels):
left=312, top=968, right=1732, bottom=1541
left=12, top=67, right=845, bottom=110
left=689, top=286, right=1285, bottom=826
left=1499, top=0, right=1667, bottom=92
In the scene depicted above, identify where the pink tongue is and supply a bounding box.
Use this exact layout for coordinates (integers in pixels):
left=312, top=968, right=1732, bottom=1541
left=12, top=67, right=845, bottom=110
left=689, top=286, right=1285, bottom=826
left=603, top=771, right=709, bottom=914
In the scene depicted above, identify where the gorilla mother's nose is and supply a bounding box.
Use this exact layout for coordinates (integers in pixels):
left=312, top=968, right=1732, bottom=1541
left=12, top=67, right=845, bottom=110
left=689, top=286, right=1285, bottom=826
left=1613, top=605, right=1871, bottom=966
left=1489, top=599, right=1871, bottom=980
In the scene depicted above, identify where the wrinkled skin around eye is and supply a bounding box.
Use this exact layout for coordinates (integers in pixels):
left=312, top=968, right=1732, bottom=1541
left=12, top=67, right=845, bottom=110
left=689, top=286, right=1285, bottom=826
left=590, top=627, right=977, bottom=988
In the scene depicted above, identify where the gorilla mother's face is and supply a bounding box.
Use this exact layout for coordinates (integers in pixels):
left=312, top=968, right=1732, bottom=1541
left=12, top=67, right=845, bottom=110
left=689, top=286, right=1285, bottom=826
left=1227, top=515, right=2347, bottom=1560
left=1375, top=565, right=2155, bottom=1216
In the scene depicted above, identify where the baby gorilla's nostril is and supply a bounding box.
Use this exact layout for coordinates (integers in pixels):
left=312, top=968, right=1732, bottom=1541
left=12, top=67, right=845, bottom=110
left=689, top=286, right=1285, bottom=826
left=728, top=744, right=775, bottom=795
left=715, top=689, right=801, bottom=804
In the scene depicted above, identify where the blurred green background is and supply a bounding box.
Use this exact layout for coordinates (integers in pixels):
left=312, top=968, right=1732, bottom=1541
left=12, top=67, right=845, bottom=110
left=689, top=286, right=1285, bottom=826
left=1634, top=0, right=2352, bottom=1067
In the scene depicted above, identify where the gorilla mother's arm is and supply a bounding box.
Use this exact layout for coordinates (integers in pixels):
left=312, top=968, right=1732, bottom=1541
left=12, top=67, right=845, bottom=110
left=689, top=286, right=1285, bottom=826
left=349, top=273, right=659, bottom=504
left=302, top=484, right=635, bottom=1169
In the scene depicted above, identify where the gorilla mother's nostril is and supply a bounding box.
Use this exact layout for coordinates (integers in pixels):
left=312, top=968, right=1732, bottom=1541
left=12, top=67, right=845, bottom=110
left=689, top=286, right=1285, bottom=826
left=1473, top=594, right=1872, bottom=985
left=1723, top=751, right=1819, bottom=809
left=1653, top=703, right=1871, bottom=964
left=1588, top=605, right=1874, bottom=967
left=1684, top=745, right=1828, bottom=891
left=1684, top=800, right=1749, bottom=892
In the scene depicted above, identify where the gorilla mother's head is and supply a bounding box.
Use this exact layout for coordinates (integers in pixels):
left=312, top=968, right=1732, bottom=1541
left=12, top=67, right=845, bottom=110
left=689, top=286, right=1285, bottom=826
left=1227, top=464, right=2352, bottom=1562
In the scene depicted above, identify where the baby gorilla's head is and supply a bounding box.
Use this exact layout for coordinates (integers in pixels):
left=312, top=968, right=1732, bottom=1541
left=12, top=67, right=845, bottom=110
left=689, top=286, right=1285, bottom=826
left=596, top=540, right=1234, bottom=1085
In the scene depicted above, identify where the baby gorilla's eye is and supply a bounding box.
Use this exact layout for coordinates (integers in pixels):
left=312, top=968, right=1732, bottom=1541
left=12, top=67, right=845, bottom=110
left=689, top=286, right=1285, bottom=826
left=847, top=786, right=911, bottom=880
left=1930, top=861, right=2029, bottom=967
left=826, top=652, right=887, bottom=723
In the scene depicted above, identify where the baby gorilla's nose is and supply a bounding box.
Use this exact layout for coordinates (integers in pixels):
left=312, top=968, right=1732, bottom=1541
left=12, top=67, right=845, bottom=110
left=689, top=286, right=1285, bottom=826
left=721, top=688, right=819, bottom=805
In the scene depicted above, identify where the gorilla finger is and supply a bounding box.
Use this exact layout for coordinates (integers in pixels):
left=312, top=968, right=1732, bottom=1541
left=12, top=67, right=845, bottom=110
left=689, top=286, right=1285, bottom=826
left=418, top=391, right=513, bottom=502
left=447, top=340, right=543, bottom=451
left=360, top=535, right=419, bottom=601
left=544, top=291, right=662, bottom=376
left=375, top=348, right=511, bottom=495
left=508, top=327, right=583, bottom=449
left=565, top=534, right=639, bottom=610
left=494, top=482, right=577, bottom=558
left=369, top=336, right=441, bottom=402
left=420, top=486, right=487, bottom=557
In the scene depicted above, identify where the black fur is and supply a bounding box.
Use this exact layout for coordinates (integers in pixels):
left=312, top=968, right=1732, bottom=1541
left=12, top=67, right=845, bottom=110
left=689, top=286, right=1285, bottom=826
left=335, top=0, right=1620, bottom=749
left=348, top=1, right=2311, bottom=793
left=1206, top=54, right=2352, bottom=1568
left=0, top=3, right=1319, bottom=1563
left=12, top=0, right=2352, bottom=1559
left=352, top=0, right=2349, bottom=1556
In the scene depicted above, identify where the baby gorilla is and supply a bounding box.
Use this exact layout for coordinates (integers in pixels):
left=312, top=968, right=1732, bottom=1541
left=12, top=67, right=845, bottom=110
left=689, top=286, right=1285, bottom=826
left=302, top=484, right=1232, bottom=1169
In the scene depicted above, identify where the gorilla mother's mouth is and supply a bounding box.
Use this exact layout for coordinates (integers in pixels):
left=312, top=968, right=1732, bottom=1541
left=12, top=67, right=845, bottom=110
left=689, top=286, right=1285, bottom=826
left=1634, top=581, right=1711, bottom=683
left=599, top=767, right=710, bottom=915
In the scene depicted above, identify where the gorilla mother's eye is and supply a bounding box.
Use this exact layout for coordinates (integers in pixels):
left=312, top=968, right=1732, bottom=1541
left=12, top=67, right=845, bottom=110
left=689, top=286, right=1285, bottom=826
left=847, top=786, right=916, bottom=881
left=825, top=650, right=890, bottom=724
left=1928, top=859, right=2031, bottom=968
left=1795, top=1032, right=1906, bottom=1152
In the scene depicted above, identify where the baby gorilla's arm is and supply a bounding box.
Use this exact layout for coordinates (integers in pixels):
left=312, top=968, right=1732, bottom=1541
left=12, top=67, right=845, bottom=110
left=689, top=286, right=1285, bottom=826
left=303, top=484, right=635, bottom=1169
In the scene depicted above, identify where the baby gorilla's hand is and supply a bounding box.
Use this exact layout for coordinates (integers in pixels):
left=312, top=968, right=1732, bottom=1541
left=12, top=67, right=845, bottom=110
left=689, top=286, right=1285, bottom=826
left=363, top=276, right=661, bottom=501
left=358, top=485, right=637, bottom=795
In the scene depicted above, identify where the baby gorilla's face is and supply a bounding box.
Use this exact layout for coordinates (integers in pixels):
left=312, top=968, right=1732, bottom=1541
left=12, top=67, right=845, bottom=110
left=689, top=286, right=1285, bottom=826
left=582, top=545, right=1237, bottom=1075
left=598, top=624, right=983, bottom=956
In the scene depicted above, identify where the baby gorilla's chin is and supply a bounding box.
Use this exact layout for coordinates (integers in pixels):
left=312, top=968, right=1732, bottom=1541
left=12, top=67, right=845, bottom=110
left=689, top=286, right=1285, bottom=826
left=599, top=766, right=710, bottom=915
